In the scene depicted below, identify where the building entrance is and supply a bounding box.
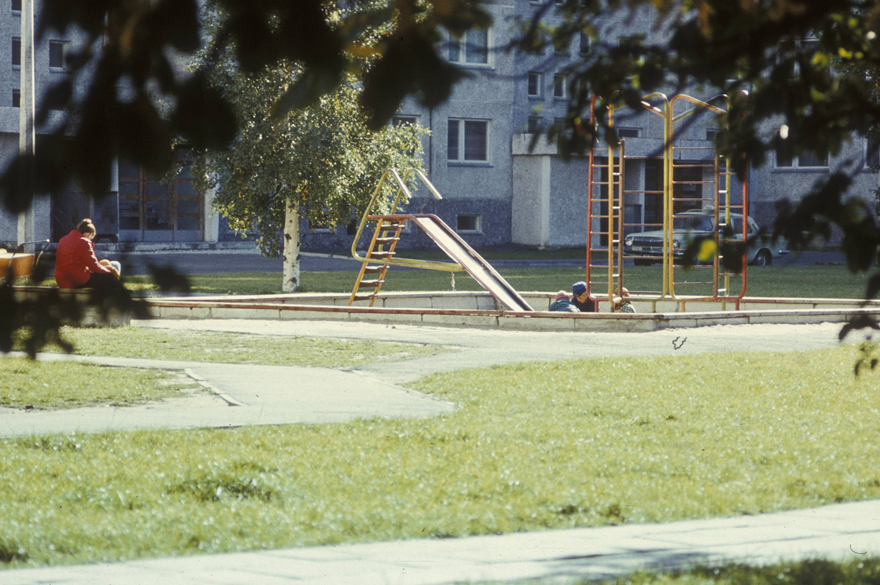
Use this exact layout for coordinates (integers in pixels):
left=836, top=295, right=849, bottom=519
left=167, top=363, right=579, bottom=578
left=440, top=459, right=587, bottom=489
left=118, top=149, right=202, bottom=242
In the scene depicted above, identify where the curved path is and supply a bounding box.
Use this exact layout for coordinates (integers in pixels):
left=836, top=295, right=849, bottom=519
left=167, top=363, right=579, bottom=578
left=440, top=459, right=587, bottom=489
left=2, top=319, right=849, bottom=437
left=0, top=354, right=454, bottom=438
left=135, top=318, right=851, bottom=385
left=3, top=319, right=878, bottom=585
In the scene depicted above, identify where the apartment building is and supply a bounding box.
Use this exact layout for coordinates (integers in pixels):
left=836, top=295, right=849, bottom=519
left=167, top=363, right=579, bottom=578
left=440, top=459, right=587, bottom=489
left=0, top=0, right=218, bottom=246
left=0, top=0, right=876, bottom=250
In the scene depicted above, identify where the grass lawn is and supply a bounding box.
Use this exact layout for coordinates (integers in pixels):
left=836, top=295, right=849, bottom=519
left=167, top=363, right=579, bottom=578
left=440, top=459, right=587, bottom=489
left=15, top=326, right=449, bottom=367
left=0, top=358, right=199, bottom=409
left=24, top=263, right=873, bottom=298
left=495, top=558, right=880, bottom=585
left=2, top=344, right=879, bottom=569
left=115, top=264, right=874, bottom=298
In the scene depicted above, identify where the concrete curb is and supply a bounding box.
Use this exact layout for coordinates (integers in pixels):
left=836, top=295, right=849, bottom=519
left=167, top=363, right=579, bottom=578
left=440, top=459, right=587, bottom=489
left=183, top=368, right=245, bottom=407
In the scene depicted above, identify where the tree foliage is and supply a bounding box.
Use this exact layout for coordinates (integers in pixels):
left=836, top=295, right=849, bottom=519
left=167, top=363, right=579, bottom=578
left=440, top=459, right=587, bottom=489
left=193, top=7, right=425, bottom=262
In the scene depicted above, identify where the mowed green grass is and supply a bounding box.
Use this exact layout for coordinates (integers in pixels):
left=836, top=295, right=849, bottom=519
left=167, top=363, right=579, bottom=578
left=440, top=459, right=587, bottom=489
left=1, top=344, right=878, bottom=568
left=119, top=264, right=874, bottom=298
left=0, top=358, right=198, bottom=409
left=485, top=558, right=880, bottom=585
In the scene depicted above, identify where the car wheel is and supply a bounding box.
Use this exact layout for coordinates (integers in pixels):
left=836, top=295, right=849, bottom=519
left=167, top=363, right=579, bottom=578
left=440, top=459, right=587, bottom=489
left=751, top=249, right=771, bottom=267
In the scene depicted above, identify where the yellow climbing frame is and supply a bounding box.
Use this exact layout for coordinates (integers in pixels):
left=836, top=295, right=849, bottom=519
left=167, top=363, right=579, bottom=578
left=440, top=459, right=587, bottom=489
left=587, top=92, right=749, bottom=311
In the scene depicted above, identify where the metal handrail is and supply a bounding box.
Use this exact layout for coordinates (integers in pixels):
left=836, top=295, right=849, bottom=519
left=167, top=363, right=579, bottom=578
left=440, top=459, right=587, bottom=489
left=350, top=168, right=464, bottom=273
left=12, top=238, right=50, bottom=267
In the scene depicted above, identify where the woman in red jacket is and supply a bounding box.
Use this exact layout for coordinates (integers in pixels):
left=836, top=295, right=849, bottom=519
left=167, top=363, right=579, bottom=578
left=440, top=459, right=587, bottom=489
left=54, top=219, right=121, bottom=289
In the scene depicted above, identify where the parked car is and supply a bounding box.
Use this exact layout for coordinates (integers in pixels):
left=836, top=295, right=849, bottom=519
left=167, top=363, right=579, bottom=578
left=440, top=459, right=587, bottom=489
left=623, top=209, right=788, bottom=266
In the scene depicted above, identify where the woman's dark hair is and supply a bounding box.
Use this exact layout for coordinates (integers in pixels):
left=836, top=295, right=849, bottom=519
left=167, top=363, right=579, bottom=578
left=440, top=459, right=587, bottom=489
left=76, top=219, right=97, bottom=235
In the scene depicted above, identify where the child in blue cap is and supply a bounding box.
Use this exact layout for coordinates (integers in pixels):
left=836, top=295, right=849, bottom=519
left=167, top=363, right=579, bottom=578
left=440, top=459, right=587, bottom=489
left=571, top=281, right=595, bottom=312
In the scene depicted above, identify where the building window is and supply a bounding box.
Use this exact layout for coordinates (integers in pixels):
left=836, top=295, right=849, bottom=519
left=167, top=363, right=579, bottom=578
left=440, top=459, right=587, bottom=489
left=12, top=37, right=20, bottom=67
left=448, top=119, right=489, bottom=163
left=392, top=115, right=418, bottom=127
left=867, top=136, right=880, bottom=169
left=12, top=89, right=19, bottom=107
left=457, top=214, right=482, bottom=233
left=617, top=127, right=640, bottom=139
left=776, top=143, right=828, bottom=168
left=553, top=75, right=566, bottom=99
left=798, top=150, right=828, bottom=167
left=527, top=116, right=541, bottom=134
left=447, top=28, right=489, bottom=65
left=527, top=72, right=542, bottom=97
left=706, top=129, right=719, bottom=141
left=12, top=0, right=21, bottom=12
left=49, top=41, right=68, bottom=70
left=580, top=31, right=591, bottom=54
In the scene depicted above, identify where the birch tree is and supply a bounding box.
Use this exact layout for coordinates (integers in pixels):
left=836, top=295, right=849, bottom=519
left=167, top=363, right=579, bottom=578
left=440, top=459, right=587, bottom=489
left=194, top=36, right=424, bottom=292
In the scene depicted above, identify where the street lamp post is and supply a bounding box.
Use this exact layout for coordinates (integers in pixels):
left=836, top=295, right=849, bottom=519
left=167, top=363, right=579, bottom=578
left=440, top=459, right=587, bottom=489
left=17, top=0, right=35, bottom=246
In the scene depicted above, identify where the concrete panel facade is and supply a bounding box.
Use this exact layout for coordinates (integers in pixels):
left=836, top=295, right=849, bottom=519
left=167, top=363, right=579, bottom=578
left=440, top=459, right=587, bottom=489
left=0, top=1, right=872, bottom=252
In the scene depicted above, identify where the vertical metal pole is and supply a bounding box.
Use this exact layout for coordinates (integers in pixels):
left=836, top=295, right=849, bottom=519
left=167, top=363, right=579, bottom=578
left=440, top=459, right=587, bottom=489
left=586, top=96, right=595, bottom=292
left=714, top=149, right=721, bottom=299
left=617, top=140, right=626, bottom=298
left=606, top=107, right=615, bottom=306
left=664, top=99, right=673, bottom=298
left=17, top=0, right=35, bottom=246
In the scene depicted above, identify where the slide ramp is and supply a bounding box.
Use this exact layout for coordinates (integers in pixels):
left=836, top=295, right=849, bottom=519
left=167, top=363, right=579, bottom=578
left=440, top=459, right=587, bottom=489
left=409, top=215, right=533, bottom=312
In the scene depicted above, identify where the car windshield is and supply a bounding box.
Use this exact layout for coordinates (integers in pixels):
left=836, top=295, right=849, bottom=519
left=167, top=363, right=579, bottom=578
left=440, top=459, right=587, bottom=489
left=672, top=215, right=714, bottom=231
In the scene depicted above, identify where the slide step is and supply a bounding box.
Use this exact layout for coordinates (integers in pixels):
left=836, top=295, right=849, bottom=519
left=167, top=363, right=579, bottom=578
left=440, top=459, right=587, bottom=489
left=358, top=279, right=384, bottom=287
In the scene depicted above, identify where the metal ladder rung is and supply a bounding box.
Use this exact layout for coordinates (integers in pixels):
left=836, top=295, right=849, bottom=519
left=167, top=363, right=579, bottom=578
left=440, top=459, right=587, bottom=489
left=351, top=294, right=378, bottom=302
left=358, top=279, right=384, bottom=287
left=673, top=281, right=714, bottom=285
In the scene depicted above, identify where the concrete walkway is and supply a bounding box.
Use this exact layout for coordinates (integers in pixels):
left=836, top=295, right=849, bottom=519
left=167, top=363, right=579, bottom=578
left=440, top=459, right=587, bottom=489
left=3, top=319, right=878, bottom=584
left=0, top=355, right=454, bottom=437
left=6, top=500, right=880, bottom=585
left=132, top=318, right=852, bottom=384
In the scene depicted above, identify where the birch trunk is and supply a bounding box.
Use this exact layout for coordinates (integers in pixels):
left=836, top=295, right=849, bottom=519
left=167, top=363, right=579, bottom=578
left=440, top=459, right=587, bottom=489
left=282, top=199, right=301, bottom=293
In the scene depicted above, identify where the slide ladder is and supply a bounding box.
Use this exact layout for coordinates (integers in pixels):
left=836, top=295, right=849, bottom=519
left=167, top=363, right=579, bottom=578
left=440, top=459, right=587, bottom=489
left=350, top=214, right=533, bottom=312
left=348, top=218, right=405, bottom=307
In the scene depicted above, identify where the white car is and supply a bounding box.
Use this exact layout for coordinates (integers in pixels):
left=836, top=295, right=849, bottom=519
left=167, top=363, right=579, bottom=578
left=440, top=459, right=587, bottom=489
left=623, top=210, right=788, bottom=266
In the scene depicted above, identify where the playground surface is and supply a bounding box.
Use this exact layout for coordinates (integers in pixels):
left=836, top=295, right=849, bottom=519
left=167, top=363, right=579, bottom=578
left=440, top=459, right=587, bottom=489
left=3, top=318, right=879, bottom=584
